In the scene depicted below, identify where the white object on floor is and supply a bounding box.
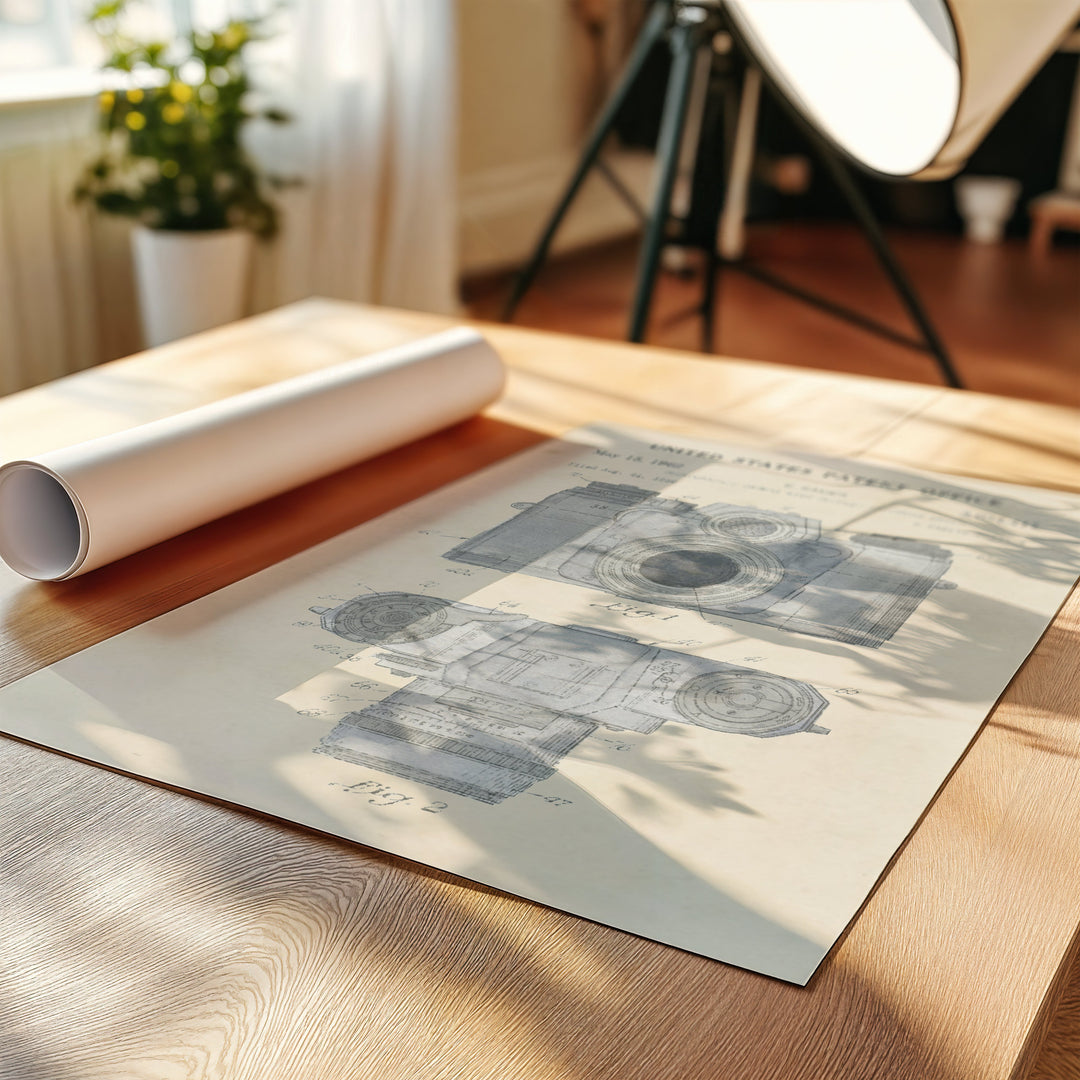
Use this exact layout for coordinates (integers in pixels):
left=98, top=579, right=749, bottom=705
left=954, top=175, right=1022, bottom=243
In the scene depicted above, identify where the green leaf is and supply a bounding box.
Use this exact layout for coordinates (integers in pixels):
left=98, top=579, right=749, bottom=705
left=88, top=1, right=127, bottom=23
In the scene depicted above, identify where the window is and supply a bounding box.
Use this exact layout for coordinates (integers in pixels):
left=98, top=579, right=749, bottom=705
left=0, top=0, right=78, bottom=71
left=0, top=1, right=266, bottom=103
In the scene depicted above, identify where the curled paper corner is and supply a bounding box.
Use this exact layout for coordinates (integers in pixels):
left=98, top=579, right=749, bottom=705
left=0, top=461, right=89, bottom=580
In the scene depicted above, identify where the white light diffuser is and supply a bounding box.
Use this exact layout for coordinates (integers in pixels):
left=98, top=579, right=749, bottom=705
left=726, top=0, right=1080, bottom=179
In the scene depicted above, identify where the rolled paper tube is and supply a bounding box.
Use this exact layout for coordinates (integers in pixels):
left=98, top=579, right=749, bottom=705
left=0, top=326, right=506, bottom=581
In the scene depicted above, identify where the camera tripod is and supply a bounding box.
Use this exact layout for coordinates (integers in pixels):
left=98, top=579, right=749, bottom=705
left=501, top=0, right=963, bottom=389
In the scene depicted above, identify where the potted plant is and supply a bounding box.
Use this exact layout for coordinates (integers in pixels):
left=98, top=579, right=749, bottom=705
left=75, top=1, right=288, bottom=347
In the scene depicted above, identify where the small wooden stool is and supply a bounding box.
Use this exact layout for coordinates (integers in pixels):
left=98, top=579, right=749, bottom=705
left=1028, top=190, right=1080, bottom=255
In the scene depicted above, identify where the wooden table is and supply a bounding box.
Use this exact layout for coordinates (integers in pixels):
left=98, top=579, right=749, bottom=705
left=1, top=298, right=1078, bottom=1080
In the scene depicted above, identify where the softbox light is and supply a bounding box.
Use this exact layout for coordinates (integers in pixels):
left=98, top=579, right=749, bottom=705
left=724, top=0, right=1080, bottom=179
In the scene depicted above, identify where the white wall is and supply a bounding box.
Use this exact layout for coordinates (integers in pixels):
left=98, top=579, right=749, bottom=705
left=457, top=0, right=651, bottom=276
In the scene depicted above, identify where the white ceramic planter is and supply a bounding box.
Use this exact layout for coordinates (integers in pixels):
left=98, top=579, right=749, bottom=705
left=131, top=226, right=254, bottom=347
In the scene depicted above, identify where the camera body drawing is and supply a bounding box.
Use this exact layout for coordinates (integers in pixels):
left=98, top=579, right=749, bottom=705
left=444, top=482, right=954, bottom=649
left=310, top=592, right=829, bottom=805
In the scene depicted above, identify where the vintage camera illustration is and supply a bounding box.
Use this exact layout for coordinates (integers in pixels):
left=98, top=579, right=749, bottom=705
left=443, top=482, right=954, bottom=649
left=308, top=591, right=829, bottom=805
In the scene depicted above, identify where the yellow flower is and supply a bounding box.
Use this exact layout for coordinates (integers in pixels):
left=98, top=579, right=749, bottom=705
left=126, top=88, right=144, bottom=104
left=220, top=24, right=247, bottom=50
left=162, top=102, right=185, bottom=124
left=170, top=82, right=194, bottom=103
left=99, top=91, right=115, bottom=111
left=125, top=112, right=146, bottom=131
left=161, top=160, right=180, bottom=178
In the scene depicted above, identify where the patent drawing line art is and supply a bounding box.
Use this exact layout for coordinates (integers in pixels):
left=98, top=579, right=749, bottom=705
left=443, top=482, right=954, bottom=648
left=310, top=592, right=829, bottom=804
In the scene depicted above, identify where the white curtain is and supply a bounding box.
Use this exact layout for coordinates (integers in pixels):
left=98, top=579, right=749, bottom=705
left=0, top=101, right=100, bottom=398
left=252, top=0, right=461, bottom=316
left=0, top=0, right=460, bottom=397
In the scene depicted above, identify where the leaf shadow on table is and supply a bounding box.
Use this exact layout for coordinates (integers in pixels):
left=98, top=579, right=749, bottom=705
left=0, top=733, right=979, bottom=1080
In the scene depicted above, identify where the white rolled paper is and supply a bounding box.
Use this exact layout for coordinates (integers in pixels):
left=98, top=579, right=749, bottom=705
left=0, top=327, right=506, bottom=581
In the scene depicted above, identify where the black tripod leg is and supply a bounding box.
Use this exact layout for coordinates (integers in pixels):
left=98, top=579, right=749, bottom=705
left=814, top=142, right=964, bottom=389
left=501, top=0, right=671, bottom=321
left=701, top=247, right=719, bottom=351
left=628, top=17, right=705, bottom=343
left=698, top=54, right=744, bottom=353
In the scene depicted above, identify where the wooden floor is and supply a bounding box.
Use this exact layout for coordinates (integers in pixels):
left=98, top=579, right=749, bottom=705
left=465, top=222, right=1079, bottom=407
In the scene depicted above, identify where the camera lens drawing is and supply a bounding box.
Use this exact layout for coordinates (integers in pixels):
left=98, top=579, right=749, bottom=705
left=324, top=591, right=453, bottom=644
left=594, top=534, right=786, bottom=608
left=701, top=507, right=806, bottom=543
left=673, top=671, right=826, bottom=734
left=307, top=592, right=829, bottom=805
left=443, top=482, right=954, bottom=649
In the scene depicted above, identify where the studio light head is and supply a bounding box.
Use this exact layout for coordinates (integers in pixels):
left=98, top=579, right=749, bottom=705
left=724, top=0, right=1080, bottom=179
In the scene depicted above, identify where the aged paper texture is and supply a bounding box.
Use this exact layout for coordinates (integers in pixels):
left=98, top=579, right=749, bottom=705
left=3, top=426, right=1079, bottom=984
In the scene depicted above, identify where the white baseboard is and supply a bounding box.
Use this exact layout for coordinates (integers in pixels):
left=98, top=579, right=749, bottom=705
left=458, top=148, right=655, bottom=277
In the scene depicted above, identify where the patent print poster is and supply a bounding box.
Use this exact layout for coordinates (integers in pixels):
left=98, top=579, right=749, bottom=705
left=3, top=426, right=1080, bottom=984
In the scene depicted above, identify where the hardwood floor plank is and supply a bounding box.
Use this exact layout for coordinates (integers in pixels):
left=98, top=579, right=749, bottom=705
left=466, top=223, right=1080, bottom=406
